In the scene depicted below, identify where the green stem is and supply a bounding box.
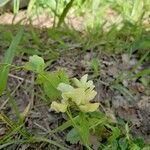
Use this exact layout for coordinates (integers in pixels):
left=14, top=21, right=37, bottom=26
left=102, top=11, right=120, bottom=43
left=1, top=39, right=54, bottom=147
left=66, top=108, right=79, bottom=130
left=66, top=110, right=92, bottom=150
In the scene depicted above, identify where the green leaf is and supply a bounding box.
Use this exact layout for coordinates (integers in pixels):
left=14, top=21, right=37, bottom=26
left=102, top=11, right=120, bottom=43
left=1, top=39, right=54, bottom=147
left=133, top=138, right=145, bottom=148
left=130, top=143, right=141, bottom=150
left=57, top=70, right=69, bottom=84
left=107, top=126, right=121, bottom=143
left=119, top=138, right=128, bottom=150
left=42, top=70, right=69, bottom=100
left=0, top=27, right=24, bottom=95
left=25, top=55, right=45, bottom=73
left=43, top=73, right=61, bottom=100
left=57, top=0, right=75, bottom=27
left=78, top=112, right=90, bottom=145
left=50, top=115, right=79, bottom=133
left=102, top=141, right=118, bottom=150
left=66, top=128, right=80, bottom=144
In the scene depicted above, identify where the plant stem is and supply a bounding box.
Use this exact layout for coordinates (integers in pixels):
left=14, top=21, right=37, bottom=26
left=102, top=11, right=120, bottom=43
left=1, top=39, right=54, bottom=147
left=66, top=108, right=78, bottom=130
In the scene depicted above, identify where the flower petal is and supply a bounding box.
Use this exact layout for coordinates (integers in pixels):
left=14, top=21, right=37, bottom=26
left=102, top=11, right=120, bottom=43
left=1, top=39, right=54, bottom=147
left=86, top=81, right=95, bottom=90
left=79, top=103, right=99, bottom=112
left=62, top=88, right=85, bottom=105
left=80, top=74, right=88, bottom=83
left=57, top=83, right=74, bottom=93
left=85, top=89, right=97, bottom=102
left=51, top=101, right=67, bottom=113
left=73, top=78, right=82, bottom=88
left=73, top=75, right=95, bottom=90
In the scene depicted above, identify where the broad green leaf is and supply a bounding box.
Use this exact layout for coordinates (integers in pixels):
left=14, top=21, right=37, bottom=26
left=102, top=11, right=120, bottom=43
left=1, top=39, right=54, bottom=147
left=0, top=27, right=24, bottom=95
left=130, top=144, right=141, bottom=150
left=133, top=138, right=145, bottom=148
left=106, top=141, right=118, bottom=150
left=66, top=128, right=80, bottom=144
left=42, top=71, right=69, bottom=100
left=57, top=70, right=69, bottom=84
left=25, top=55, right=45, bottom=73
left=78, top=112, right=90, bottom=145
left=119, top=138, right=128, bottom=150
left=108, top=126, right=121, bottom=143
left=43, top=79, right=61, bottom=100
left=50, top=115, right=79, bottom=133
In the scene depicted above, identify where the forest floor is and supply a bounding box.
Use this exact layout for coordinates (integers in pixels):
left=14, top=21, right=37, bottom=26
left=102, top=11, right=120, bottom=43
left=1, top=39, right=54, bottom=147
left=0, top=11, right=150, bottom=149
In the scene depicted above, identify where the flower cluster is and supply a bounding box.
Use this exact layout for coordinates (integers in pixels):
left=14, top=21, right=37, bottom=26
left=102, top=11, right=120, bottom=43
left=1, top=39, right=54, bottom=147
left=51, top=74, right=99, bottom=113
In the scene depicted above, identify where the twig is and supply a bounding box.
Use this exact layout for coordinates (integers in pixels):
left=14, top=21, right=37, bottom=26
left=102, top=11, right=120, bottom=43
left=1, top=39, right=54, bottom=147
left=0, top=80, right=23, bottom=110
left=8, top=73, right=32, bottom=84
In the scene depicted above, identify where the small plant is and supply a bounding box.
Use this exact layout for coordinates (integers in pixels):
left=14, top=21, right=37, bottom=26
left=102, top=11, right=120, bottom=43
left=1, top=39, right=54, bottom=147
left=1, top=54, right=149, bottom=149
left=24, top=55, right=149, bottom=149
left=25, top=55, right=69, bottom=100
left=90, top=58, right=100, bottom=76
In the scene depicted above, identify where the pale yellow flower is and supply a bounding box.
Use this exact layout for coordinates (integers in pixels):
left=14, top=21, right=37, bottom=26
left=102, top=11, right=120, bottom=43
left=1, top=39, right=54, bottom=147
left=50, top=75, right=99, bottom=113
left=85, top=89, right=97, bottom=103
left=57, top=83, right=74, bottom=93
left=62, top=88, right=85, bottom=105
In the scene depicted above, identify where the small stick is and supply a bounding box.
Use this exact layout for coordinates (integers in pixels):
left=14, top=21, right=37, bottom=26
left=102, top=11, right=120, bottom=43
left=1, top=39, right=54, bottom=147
left=8, top=73, right=32, bottom=83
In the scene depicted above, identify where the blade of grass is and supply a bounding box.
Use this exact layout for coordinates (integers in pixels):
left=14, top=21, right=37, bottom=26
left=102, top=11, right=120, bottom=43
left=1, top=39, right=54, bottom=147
left=0, top=136, right=68, bottom=150
left=0, top=124, right=24, bottom=144
left=130, top=50, right=150, bottom=73
left=27, top=0, right=36, bottom=14
left=0, top=27, right=24, bottom=95
left=7, top=91, right=21, bottom=121
left=50, top=116, right=79, bottom=133
left=57, top=0, right=75, bottom=27
left=13, top=0, right=20, bottom=14
left=0, top=140, right=24, bottom=149
left=0, top=113, right=29, bottom=138
left=132, top=68, right=150, bottom=78
left=32, top=136, right=69, bottom=150
left=0, top=113, right=14, bottom=128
